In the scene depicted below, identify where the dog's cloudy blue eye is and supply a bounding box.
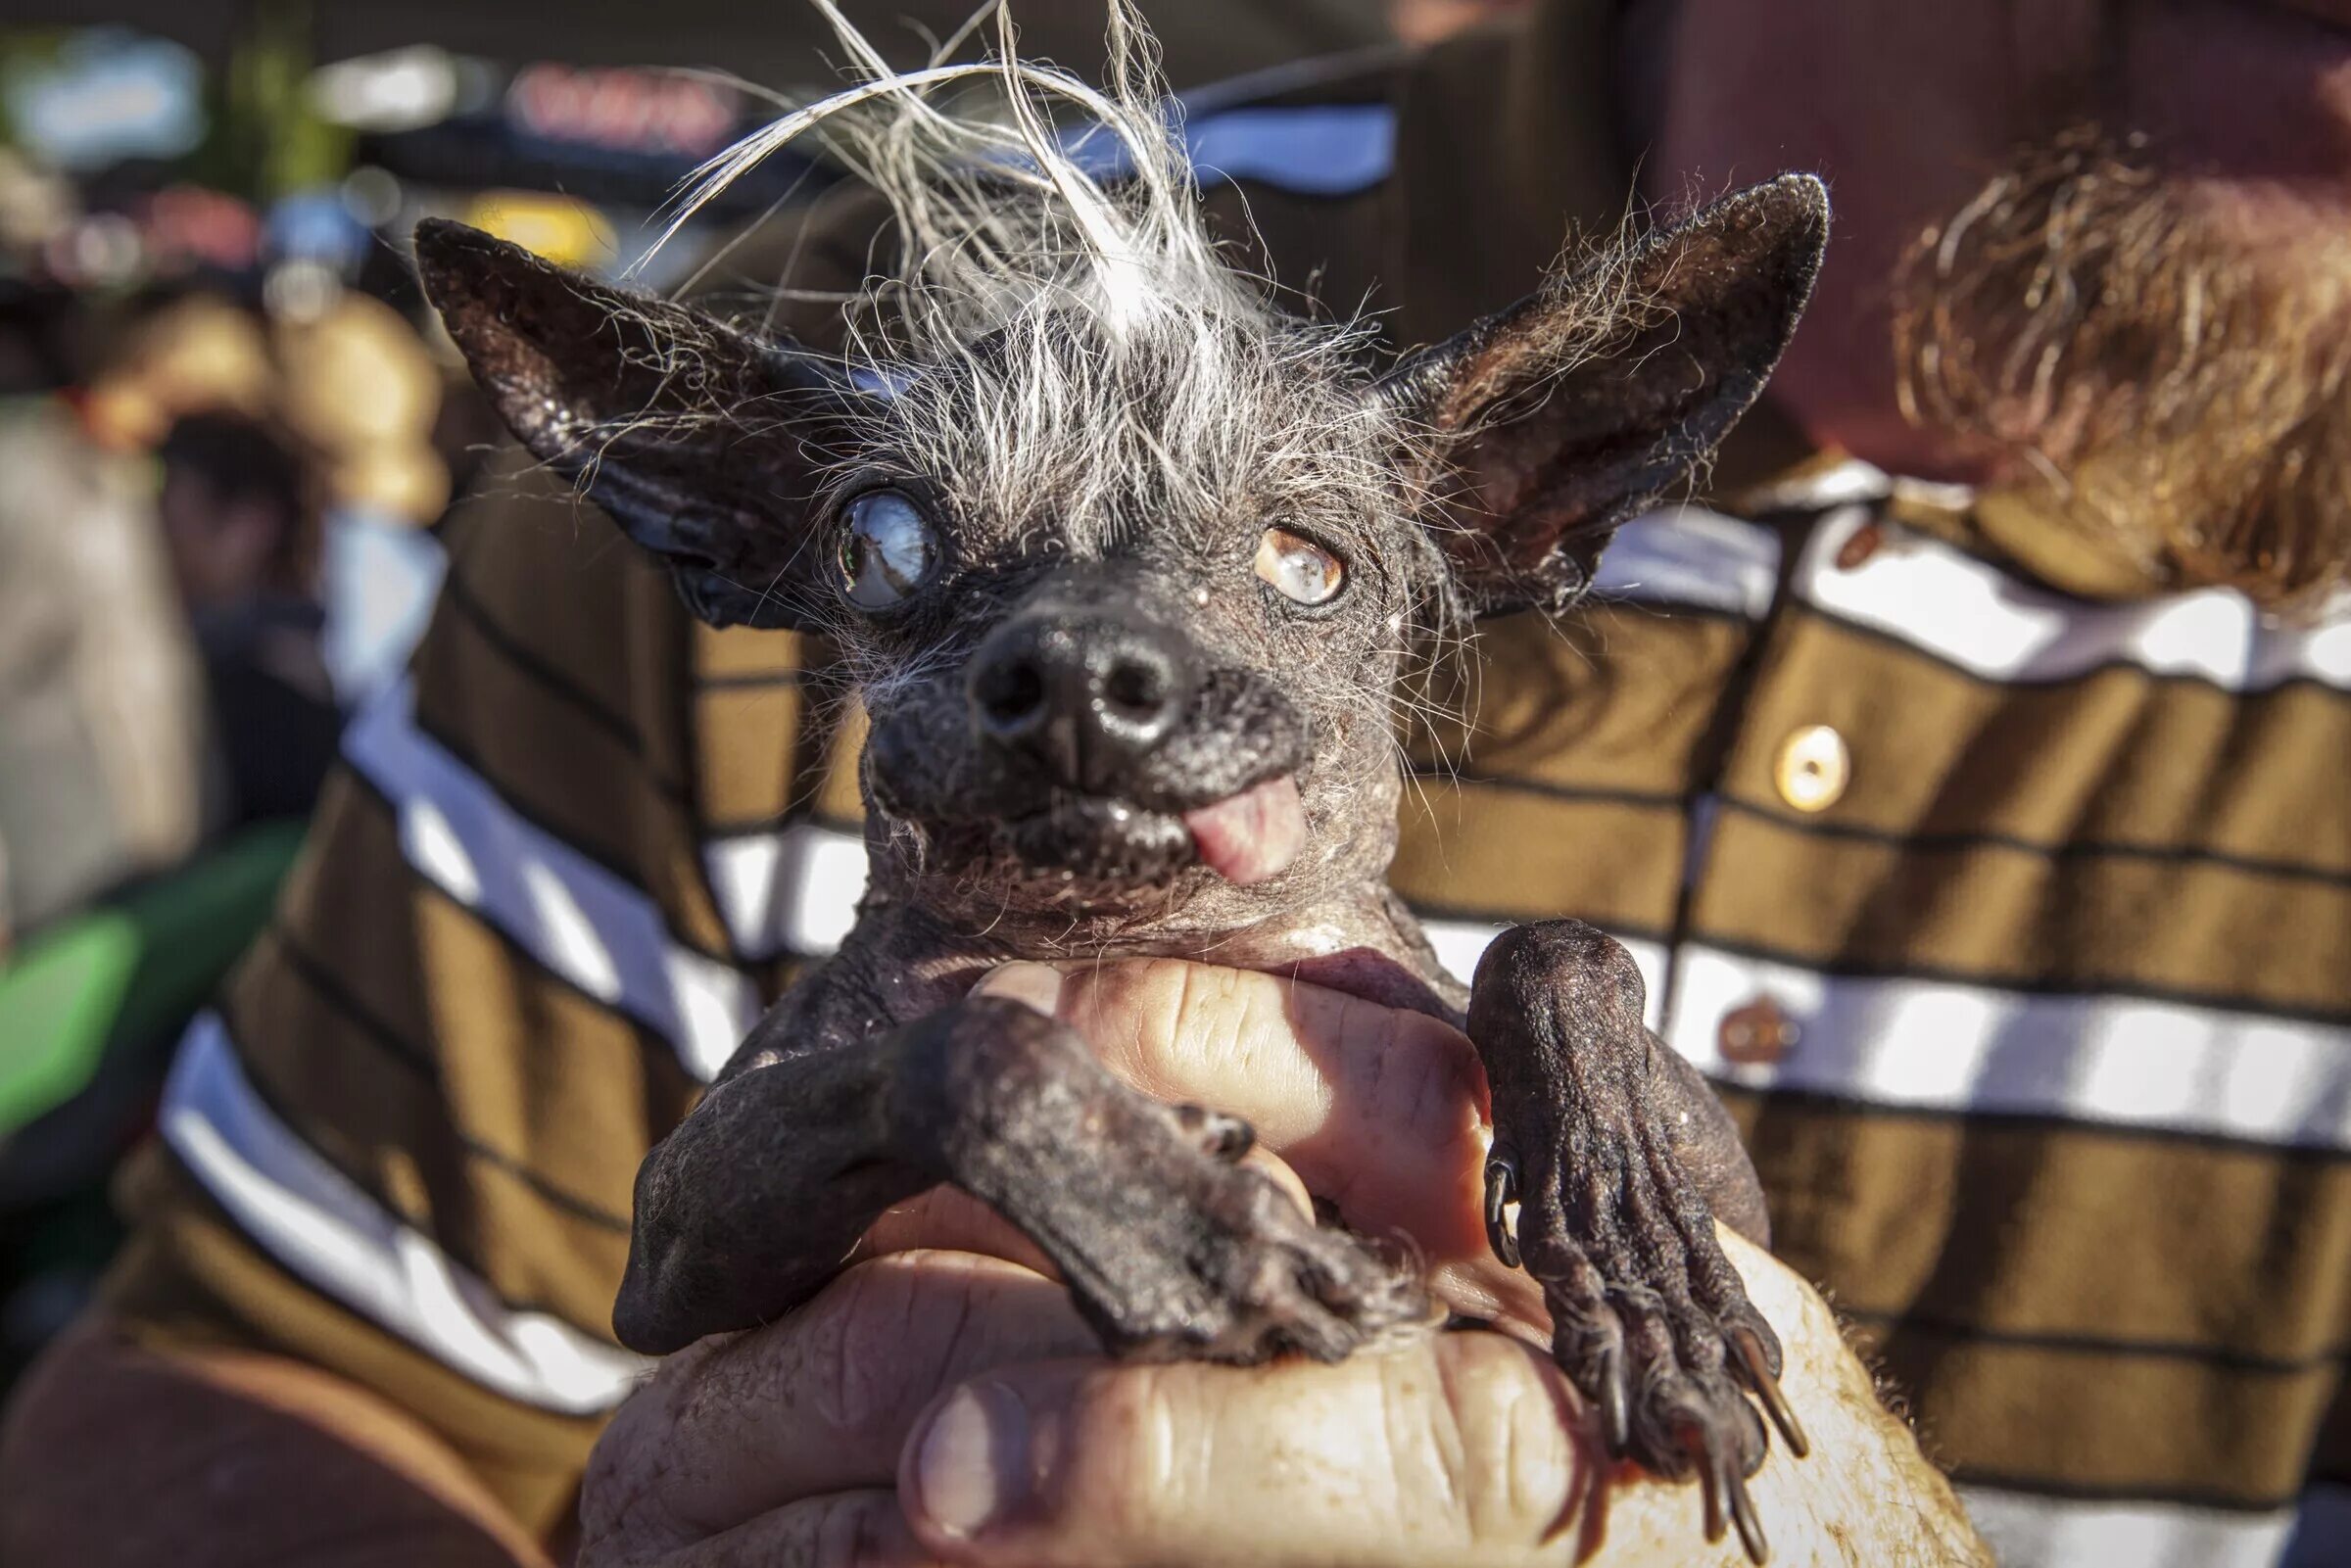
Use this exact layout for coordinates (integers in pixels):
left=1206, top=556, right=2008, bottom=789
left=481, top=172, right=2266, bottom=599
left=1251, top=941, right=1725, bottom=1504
left=1254, top=527, right=1345, bottom=606
left=839, top=490, right=936, bottom=609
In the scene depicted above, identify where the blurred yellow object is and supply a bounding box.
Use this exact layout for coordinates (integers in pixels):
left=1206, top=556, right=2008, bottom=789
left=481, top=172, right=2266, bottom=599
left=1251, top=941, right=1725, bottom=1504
left=0, top=148, right=74, bottom=257
left=458, top=192, right=617, bottom=270
left=327, top=442, right=450, bottom=525
left=81, top=296, right=273, bottom=451
left=83, top=290, right=452, bottom=527
left=276, top=292, right=439, bottom=447
left=274, top=293, right=450, bottom=524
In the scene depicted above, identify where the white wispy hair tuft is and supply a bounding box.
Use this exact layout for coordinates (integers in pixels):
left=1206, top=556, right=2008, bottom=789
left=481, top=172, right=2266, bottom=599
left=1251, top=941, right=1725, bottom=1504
left=632, top=0, right=1479, bottom=800
left=642, top=0, right=1427, bottom=564
left=650, top=0, right=1236, bottom=344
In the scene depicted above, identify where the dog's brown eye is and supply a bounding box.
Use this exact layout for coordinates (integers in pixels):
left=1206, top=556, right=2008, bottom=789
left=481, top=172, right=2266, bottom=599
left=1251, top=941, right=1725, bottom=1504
left=1254, top=527, right=1344, bottom=606
left=839, top=489, right=936, bottom=609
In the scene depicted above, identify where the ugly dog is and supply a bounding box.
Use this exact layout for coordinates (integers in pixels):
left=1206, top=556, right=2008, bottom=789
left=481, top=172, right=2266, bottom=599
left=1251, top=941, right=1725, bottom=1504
left=414, top=16, right=1826, bottom=1558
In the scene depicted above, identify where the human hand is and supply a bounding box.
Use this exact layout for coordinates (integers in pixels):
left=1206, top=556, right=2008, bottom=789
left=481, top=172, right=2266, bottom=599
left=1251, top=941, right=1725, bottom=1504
left=575, top=960, right=1988, bottom=1567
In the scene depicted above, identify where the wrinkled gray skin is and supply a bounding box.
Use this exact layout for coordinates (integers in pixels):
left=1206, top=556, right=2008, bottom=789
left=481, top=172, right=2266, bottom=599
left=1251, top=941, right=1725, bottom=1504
left=415, top=173, right=1827, bottom=1563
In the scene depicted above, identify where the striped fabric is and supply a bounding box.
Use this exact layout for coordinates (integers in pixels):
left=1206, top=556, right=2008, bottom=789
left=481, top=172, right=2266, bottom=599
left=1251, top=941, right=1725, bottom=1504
left=1962, top=1484, right=2351, bottom=1568
left=160, top=1012, right=649, bottom=1413
left=95, top=18, right=2351, bottom=1564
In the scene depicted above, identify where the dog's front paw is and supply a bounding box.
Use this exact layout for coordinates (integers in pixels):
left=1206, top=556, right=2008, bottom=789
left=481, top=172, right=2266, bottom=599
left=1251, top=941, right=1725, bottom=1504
left=1079, top=1104, right=1430, bottom=1364
left=1486, top=1114, right=1806, bottom=1563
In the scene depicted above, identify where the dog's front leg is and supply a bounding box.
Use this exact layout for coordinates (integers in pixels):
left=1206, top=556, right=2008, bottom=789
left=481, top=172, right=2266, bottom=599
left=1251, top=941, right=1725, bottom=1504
left=615, top=994, right=1426, bottom=1365
left=1469, top=922, right=1806, bottom=1564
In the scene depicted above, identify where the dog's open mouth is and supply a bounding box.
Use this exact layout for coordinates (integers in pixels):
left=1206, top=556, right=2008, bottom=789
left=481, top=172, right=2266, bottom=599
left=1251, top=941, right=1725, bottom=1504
left=990, top=773, right=1307, bottom=887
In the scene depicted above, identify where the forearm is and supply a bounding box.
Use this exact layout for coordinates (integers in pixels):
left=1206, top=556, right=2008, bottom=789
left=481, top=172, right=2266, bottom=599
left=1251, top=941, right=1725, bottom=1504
left=0, top=1318, right=553, bottom=1568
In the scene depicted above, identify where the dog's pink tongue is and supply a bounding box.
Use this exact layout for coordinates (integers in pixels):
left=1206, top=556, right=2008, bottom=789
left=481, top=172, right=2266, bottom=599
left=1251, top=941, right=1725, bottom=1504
left=1182, top=775, right=1306, bottom=885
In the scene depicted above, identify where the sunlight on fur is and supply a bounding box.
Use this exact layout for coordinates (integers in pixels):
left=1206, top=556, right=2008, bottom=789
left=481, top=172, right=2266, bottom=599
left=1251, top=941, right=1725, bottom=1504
left=606, top=0, right=1684, bottom=788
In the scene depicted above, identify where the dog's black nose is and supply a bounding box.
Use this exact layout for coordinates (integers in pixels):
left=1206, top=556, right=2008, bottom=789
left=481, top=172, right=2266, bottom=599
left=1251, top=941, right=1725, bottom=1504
left=969, top=613, right=1194, bottom=792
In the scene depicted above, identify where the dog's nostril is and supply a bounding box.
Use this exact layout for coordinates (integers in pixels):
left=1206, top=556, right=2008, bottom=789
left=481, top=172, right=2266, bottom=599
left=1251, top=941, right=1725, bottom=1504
left=970, top=618, right=1191, bottom=781
left=1102, top=658, right=1167, bottom=717
left=977, top=660, right=1047, bottom=730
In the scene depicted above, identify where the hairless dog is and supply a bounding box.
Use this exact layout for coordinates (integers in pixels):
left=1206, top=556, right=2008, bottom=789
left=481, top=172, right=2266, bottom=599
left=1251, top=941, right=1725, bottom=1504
left=415, top=7, right=1827, bottom=1556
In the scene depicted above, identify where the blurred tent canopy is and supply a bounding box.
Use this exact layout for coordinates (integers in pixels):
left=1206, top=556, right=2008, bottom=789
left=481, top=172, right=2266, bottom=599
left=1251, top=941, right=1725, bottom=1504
left=6, top=1, right=1392, bottom=90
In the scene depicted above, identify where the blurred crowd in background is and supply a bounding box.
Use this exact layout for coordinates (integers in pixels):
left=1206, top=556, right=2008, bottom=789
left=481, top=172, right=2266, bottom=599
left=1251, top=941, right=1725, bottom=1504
left=0, top=0, right=1513, bottom=1393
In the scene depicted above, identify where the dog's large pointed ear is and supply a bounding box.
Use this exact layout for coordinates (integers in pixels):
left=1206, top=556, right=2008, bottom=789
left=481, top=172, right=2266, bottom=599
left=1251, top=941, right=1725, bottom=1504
left=1382, top=173, right=1829, bottom=617
left=414, top=219, right=861, bottom=630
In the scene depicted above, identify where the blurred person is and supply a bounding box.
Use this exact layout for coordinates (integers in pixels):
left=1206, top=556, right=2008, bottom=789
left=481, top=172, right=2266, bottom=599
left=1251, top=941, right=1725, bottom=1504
left=0, top=291, right=275, bottom=948
left=0, top=309, right=329, bottom=1398
left=0, top=285, right=81, bottom=399
left=4, top=1, right=2348, bottom=1567
left=273, top=291, right=452, bottom=706
left=0, top=151, right=75, bottom=269
left=0, top=393, right=208, bottom=950
left=73, top=292, right=276, bottom=451
left=152, top=411, right=341, bottom=826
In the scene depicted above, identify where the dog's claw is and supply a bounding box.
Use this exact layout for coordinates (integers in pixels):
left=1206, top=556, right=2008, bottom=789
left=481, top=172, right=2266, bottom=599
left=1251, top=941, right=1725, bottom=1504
left=1723, top=1448, right=1770, bottom=1564
left=1733, top=1323, right=1808, bottom=1459
left=1175, top=1105, right=1256, bottom=1163
left=1686, top=1426, right=1727, bottom=1544
left=1688, top=1424, right=1770, bottom=1564
left=1596, top=1341, right=1631, bottom=1455
left=1483, top=1145, right=1521, bottom=1269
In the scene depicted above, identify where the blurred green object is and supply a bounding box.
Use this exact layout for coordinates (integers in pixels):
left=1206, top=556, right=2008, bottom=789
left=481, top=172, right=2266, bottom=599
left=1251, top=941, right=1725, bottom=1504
left=0, top=810, right=302, bottom=1396
left=0, top=818, right=304, bottom=1135
left=196, top=0, right=351, bottom=201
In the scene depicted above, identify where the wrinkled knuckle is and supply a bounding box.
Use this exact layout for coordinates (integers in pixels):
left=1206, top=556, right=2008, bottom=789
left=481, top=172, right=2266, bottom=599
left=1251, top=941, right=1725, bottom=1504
left=1432, top=1332, right=1586, bottom=1544
left=807, top=1259, right=934, bottom=1437
left=1101, top=956, right=1191, bottom=1021
left=619, top=1331, right=714, bottom=1433
left=813, top=1493, right=901, bottom=1568
left=1060, top=961, right=1163, bottom=1075
left=1100, top=959, right=1223, bottom=1098
left=1155, top=959, right=1223, bottom=1065
left=1050, top=1365, right=1191, bottom=1539
left=663, top=1327, right=771, bottom=1442
left=579, top=1383, right=690, bottom=1557
left=819, top=1253, right=1025, bottom=1442
left=1393, top=1016, right=1484, bottom=1150
left=584, top=1387, right=657, bottom=1490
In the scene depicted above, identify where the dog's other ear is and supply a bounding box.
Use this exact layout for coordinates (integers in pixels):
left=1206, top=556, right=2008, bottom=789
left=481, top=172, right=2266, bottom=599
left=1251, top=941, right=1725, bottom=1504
left=1382, top=173, right=1829, bottom=617
left=414, top=219, right=859, bottom=630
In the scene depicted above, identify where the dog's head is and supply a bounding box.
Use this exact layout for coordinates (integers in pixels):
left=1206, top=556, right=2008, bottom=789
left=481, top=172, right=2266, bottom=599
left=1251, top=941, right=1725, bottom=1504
left=415, top=28, right=1823, bottom=946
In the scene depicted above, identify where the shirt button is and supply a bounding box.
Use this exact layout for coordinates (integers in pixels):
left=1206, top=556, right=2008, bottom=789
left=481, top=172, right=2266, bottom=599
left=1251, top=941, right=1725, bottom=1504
left=1774, top=724, right=1850, bottom=813
left=1835, top=520, right=1885, bottom=570
left=1719, top=997, right=1800, bottom=1066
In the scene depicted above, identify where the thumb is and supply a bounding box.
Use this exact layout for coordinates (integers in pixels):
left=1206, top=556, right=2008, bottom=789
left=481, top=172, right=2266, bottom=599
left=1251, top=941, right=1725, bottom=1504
left=896, top=1336, right=1605, bottom=1568
left=894, top=1240, right=1974, bottom=1568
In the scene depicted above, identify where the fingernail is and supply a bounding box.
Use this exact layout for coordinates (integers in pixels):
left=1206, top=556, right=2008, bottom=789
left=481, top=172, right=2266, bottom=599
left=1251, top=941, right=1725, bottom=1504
left=914, top=1380, right=1030, bottom=1539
